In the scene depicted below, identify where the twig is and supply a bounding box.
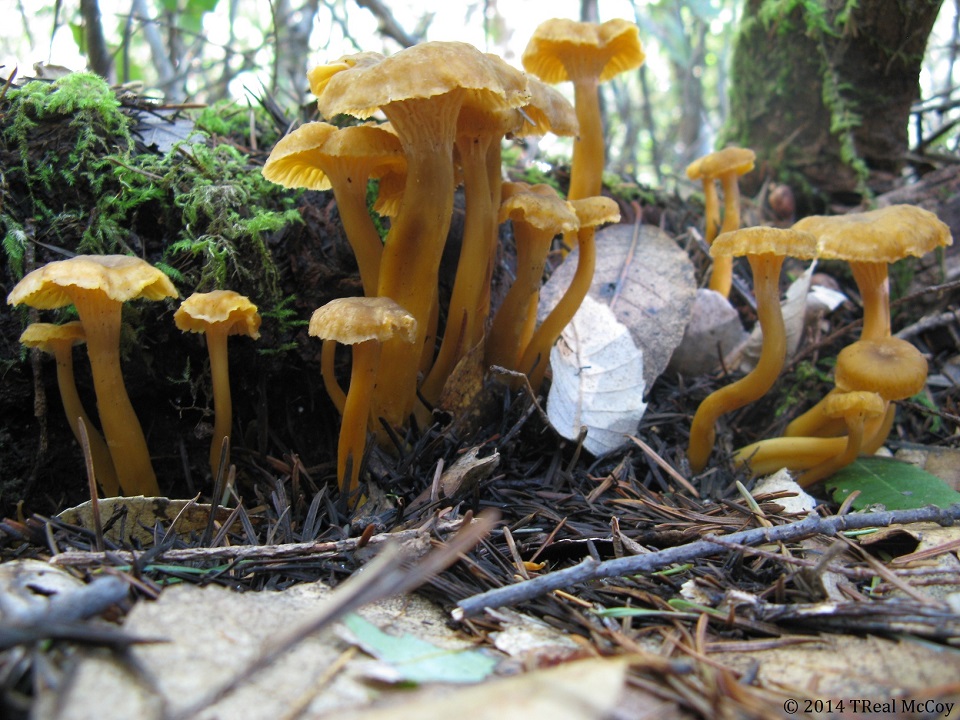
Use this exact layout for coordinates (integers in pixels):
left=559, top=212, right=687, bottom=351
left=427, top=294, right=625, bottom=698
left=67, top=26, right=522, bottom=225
left=50, top=516, right=473, bottom=568
left=453, top=504, right=960, bottom=619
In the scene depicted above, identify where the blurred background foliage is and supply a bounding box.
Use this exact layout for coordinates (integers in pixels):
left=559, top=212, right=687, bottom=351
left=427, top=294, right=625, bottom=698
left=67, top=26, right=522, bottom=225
left=2, top=0, right=958, bottom=195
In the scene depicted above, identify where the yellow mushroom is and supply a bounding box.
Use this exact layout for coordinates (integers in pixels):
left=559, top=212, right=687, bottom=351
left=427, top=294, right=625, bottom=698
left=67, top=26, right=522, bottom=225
left=734, top=336, right=928, bottom=477
left=174, top=290, right=261, bottom=481
left=309, top=297, right=416, bottom=503
left=687, top=227, right=817, bottom=473
left=19, top=322, right=120, bottom=496
left=310, top=43, right=529, bottom=434
left=685, top=147, right=756, bottom=297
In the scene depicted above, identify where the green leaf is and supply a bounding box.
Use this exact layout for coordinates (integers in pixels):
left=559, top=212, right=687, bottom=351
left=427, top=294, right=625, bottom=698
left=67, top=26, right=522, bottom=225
left=342, top=614, right=497, bottom=684
left=827, top=456, right=960, bottom=510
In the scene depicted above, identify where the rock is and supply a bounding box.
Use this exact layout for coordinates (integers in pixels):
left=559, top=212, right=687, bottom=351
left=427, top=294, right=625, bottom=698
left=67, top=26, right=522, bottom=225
left=667, top=288, right=748, bottom=376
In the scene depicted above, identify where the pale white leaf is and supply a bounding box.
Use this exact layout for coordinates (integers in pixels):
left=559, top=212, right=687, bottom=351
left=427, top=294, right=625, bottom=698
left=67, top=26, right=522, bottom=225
left=547, top=296, right=647, bottom=456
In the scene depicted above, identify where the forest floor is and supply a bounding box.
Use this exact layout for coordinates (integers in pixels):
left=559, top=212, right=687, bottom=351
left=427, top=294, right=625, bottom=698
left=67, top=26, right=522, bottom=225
left=1, top=73, right=960, bottom=719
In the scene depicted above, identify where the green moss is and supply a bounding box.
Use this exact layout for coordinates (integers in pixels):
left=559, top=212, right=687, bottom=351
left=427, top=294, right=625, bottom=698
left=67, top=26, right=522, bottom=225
left=723, top=0, right=869, bottom=199
left=2, top=72, right=301, bottom=312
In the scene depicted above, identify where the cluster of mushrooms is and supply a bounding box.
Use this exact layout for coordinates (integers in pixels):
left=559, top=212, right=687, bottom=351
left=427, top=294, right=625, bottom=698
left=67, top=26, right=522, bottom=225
left=682, top=174, right=952, bottom=485
left=262, top=19, right=642, bottom=500
left=8, top=255, right=261, bottom=497
left=6, top=17, right=954, bottom=505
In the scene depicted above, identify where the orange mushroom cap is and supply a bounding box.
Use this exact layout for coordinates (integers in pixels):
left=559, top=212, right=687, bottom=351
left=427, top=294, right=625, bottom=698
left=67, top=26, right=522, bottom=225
left=7, top=255, right=177, bottom=497
left=174, top=290, right=261, bottom=338
left=522, top=18, right=645, bottom=85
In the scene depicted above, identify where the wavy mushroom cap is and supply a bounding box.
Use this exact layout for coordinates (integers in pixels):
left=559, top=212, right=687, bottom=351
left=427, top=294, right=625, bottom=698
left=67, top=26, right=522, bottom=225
left=513, top=76, right=578, bottom=138
left=793, top=204, right=953, bottom=263
left=569, top=196, right=621, bottom=228
left=262, top=122, right=404, bottom=192
left=522, top=18, right=645, bottom=84
left=710, top=226, right=818, bottom=259
left=8, top=255, right=178, bottom=309
left=310, top=42, right=530, bottom=121
left=20, top=321, right=86, bottom=350
left=824, top=390, right=886, bottom=421
left=685, top=146, right=756, bottom=182
left=174, top=290, right=261, bottom=339
left=309, top=297, right=417, bottom=345
left=499, top=182, right=579, bottom=233
left=834, top=337, right=928, bottom=401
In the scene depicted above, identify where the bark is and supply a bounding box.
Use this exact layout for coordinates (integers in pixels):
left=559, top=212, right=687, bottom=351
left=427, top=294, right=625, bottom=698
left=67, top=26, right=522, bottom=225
left=724, top=0, right=943, bottom=209
left=80, top=0, right=114, bottom=81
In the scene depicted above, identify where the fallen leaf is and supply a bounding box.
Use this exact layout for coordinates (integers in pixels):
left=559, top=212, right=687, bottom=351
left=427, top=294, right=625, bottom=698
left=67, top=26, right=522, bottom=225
left=538, top=224, right=696, bottom=388
left=341, top=613, right=497, bottom=684
left=334, top=657, right=634, bottom=720
left=713, top=634, right=960, bottom=701
left=827, top=456, right=960, bottom=510
left=58, top=497, right=242, bottom=546
left=546, top=296, right=647, bottom=455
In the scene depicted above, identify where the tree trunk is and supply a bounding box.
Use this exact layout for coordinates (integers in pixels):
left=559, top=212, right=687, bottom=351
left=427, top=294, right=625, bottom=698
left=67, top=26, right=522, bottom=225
left=724, top=0, right=943, bottom=209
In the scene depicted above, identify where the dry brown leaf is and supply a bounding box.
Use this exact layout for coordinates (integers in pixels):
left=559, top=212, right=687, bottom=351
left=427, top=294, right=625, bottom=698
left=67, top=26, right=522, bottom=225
left=538, top=224, right=696, bottom=388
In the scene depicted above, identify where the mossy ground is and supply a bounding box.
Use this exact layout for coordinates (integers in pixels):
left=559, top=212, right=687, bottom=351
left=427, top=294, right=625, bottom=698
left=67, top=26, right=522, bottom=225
left=0, top=73, right=358, bottom=514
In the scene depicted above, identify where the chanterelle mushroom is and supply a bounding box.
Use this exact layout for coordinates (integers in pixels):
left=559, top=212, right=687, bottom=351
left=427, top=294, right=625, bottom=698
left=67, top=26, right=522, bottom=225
left=687, top=227, right=817, bottom=473
left=309, top=297, right=416, bottom=504
left=310, top=42, right=530, bottom=435
left=175, top=290, right=261, bottom=481
left=8, top=255, right=178, bottom=496
left=19, top=321, right=120, bottom=496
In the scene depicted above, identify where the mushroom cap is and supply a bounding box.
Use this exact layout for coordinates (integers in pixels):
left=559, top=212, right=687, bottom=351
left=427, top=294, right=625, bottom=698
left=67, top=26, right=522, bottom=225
left=824, top=390, right=886, bottom=420
left=710, top=226, right=818, bottom=259
left=834, top=337, right=928, bottom=401
left=7, top=255, right=178, bottom=309
left=499, top=182, right=579, bottom=233
left=262, top=122, right=405, bottom=192
left=793, top=204, right=953, bottom=263
left=309, top=297, right=417, bottom=345
left=310, top=42, right=530, bottom=122
left=20, top=321, right=86, bottom=351
left=569, top=196, right=621, bottom=228
left=514, top=77, right=578, bottom=137
left=262, top=122, right=338, bottom=190
left=522, top=18, right=645, bottom=84
left=175, top=290, right=262, bottom=339
left=686, top=147, right=756, bottom=181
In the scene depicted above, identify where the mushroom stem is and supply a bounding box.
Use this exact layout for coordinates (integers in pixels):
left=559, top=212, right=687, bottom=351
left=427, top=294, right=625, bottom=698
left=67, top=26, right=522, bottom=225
left=71, top=288, right=159, bottom=496
left=518, top=224, right=597, bottom=391
left=784, top=388, right=847, bottom=438
left=568, top=77, right=604, bottom=202
left=733, top=435, right=848, bottom=477
left=371, top=94, right=462, bottom=432
left=701, top=178, right=721, bottom=245
left=50, top=341, right=120, bottom=496
left=796, top=412, right=868, bottom=487
left=421, top=133, right=494, bottom=404
left=687, top=253, right=787, bottom=473
left=486, top=223, right=554, bottom=370
left=330, top=183, right=383, bottom=297
left=850, top=261, right=891, bottom=340
left=339, top=339, right=380, bottom=501
left=733, top=411, right=888, bottom=477
left=708, top=174, right=742, bottom=297
left=204, top=326, right=233, bottom=480
left=321, top=339, right=347, bottom=415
